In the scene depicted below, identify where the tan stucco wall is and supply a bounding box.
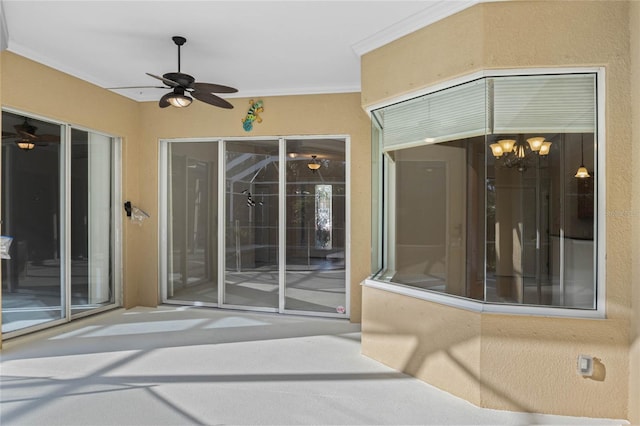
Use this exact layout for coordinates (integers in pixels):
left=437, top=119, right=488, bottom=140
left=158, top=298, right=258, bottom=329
left=630, top=1, right=640, bottom=423
left=136, top=94, right=371, bottom=321
left=361, top=1, right=633, bottom=420
left=362, top=288, right=482, bottom=405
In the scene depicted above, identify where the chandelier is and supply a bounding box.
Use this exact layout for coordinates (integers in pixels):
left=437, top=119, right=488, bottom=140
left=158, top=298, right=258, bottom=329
left=489, top=135, right=551, bottom=172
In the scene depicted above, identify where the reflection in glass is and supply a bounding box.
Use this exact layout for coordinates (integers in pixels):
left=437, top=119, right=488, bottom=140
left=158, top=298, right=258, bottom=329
left=285, top=139, right=346, bottom=314
left=315, top=185, right=332, bottom=250
left=1, top=111, right=63, bottom=332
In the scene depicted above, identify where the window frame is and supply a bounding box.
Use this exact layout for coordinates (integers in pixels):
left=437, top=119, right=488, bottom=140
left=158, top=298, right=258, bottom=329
left=365, top=67, right=606, bottom=319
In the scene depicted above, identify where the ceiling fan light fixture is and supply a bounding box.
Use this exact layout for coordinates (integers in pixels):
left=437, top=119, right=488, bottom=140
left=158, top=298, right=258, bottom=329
left=167, top=88, right=192, bottom=108
left=308, top=155, right=321, bottom=172
left=16, top=140, right=35, bottom=151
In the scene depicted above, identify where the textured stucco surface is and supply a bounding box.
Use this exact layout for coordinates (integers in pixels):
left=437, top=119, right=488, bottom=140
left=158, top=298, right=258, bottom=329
left=361, top=1, right=633, bottom=420
left=629, top=1, right=640, bottom=424
left=361, top=287, right=482, bottom=406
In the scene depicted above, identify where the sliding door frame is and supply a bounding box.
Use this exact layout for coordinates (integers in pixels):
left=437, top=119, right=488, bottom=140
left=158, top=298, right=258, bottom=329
left=1, top=108, right=122, bottom=339
left=159, top=135, right=350, bottom=318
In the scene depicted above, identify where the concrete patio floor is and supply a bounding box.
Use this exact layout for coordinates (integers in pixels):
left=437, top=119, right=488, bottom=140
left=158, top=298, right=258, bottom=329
left=0, top=306, right=628, bottom=425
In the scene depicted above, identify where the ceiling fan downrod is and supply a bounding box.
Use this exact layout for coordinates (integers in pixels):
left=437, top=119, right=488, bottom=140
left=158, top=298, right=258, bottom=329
left=172, top=36, right=186, bottom=73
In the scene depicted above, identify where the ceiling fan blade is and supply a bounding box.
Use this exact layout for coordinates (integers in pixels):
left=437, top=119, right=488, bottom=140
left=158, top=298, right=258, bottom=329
left=146, top=73, right=180, bottom=87
left=108, top=85, right=168, bottom=90
left=16, top=129, right=37, bottom=140
left=191, top=90, right=234, bottom=109
left=192, top=82, right=238, bottom=94
left=159, top=93, right=172, bottom=108
left=34, top=134, right=59, bottom=143
left=2, top=131, right=17, bottom=139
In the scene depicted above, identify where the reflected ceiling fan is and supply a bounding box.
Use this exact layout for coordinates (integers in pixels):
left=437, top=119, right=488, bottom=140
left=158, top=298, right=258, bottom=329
left=2, top=119, right=59, bottom=151
left=115, top=36, right=237, bottom=109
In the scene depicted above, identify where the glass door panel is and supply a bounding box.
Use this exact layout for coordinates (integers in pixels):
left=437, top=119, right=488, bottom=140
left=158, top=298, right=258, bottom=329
left=70, top=129, right=116, bottom=315
left=1, top=112, right=64, bottom=332
left=224, top=140, right=279, bottom=309
left=165, top=142, right=218, bottom=304
left=285, top=139, right=346, bottom=314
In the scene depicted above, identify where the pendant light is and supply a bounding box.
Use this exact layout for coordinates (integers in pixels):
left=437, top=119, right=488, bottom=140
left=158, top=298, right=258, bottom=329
left=575, top=135, right=590, bottom=178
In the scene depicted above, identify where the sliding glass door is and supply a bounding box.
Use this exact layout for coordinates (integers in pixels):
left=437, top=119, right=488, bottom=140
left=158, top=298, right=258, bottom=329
left=165, top=142, right=218, bottom=303
left=224, top=140, right=280, bottom=309
left=1, top=112, right=63, bottom=332
left=161, top=137, right=348, bottom=317
left=70, top=129, right=118, bottom=315
left=1, top=110, right=121, bottom=336
left=285, top=139, right=347, bottom=314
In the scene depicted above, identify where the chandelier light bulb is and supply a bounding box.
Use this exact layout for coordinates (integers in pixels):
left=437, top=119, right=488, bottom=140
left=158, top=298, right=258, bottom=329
left=498, top=139, right=516, bottom=153
left=490, top=143, right=504, bottom=158
left=526, top=137, right=545, bottom=152
left=539, top=141, right=552, bottom=156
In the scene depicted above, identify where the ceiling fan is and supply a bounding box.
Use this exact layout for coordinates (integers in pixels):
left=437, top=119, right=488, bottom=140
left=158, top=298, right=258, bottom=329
left=2, top=119, right=59, bottom=150
left=116, top=36, right=237, bottom=109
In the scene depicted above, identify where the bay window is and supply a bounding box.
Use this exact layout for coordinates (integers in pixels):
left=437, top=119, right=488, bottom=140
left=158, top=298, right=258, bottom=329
left=370, top=71, right=601, bottom=313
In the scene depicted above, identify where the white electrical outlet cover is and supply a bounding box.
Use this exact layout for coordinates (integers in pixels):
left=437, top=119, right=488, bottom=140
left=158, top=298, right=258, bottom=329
left=577, top=354, right=593, bottom=376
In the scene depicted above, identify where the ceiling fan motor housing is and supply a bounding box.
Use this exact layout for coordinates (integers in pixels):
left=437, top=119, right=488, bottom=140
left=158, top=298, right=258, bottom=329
left=163, top=72, right=195, bottom=88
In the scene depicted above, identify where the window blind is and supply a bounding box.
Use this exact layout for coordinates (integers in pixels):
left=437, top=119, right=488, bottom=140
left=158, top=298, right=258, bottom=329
left=491, top=74, right=596, bottom=134
left=375, top=79, right=487, bottom=152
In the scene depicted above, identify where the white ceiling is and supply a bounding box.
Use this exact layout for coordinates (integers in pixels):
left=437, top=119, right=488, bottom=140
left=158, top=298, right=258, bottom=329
left=1, top=0, right=480, bottom=104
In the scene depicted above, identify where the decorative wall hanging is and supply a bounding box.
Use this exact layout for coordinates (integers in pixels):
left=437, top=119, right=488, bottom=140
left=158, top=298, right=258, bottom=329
left=242, top=99, right=264, bottom=132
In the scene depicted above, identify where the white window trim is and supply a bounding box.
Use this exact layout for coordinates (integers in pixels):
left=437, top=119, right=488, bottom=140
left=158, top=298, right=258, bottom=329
left=367, top=67, right=606, bottom=319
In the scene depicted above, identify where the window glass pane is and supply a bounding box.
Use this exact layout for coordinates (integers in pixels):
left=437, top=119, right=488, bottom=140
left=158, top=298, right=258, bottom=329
left=1, top=111, right=64, bottom=332
left=486, top=132, right=595, bottom=308
left=385, top=138, right=484, bottom=300
left=562, top=134, right=595, bottom=308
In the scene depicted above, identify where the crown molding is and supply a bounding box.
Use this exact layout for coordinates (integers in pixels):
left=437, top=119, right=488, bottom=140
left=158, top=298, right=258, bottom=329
left=351, top=0, right=481, bottom=57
